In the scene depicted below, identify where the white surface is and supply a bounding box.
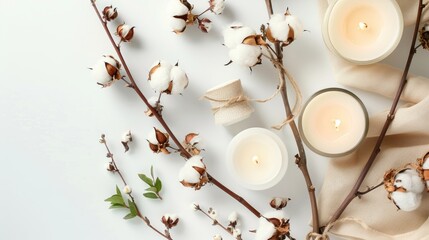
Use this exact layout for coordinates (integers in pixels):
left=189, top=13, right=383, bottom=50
left=0, top=0, right=427, bottom=240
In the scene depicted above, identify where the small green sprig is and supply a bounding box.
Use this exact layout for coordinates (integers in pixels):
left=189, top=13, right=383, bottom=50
left=138, top=166, right=163, bottom=200
left=105, top=185, right=139, bottom=220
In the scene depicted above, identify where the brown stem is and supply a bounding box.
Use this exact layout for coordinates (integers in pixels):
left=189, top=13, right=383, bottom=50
left=90, top=0, right=262, bottom=218
left=328, top=0, right=425, bottom=224
left=356, top=181, right=384, bottom=197
left=264, top=0, right=320, bottom=233
left=196, top=208, right=234, bottom=238
left=101, top=136, right=172, bottom=240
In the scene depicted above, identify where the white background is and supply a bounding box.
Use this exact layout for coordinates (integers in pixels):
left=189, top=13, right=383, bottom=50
left=0, top=0, right=428, bottom=239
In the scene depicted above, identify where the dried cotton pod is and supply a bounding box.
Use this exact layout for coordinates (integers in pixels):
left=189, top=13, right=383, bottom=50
left=167, top=0, right=193, bottom=34
left=161, top=214, right=179, bottom=229
left=147, top=128, right=170, bottom=154
left=418, top=152, right=429, bottom=191
left=102, top=6, right=118, bottom=21
left=267, top=10, right=303, bottom=46
left=255, top=211, right=291, bottom=240
left=420, top=23, right=429, bottom=50
left=121, top=130, right=132, bottom=152
left=183, top=133, right=202, bottom=156
left=91, top=55, right=122, bottom=87
left=270, top=197, right=290, bottom=210
left=116, top=23, right=135, bottom=42
left=178, top=155, right=209, bottom=190
left=198, top=18, right=212, bottom=33
left=209, top=0, right=226, bottom=15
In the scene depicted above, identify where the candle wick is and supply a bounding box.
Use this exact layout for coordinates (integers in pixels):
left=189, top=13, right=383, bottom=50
left=251, top=155, right=260, bottom=165
left=358, top=22, right=368, bottom=30
left=333, top=119, right=342, bottom=131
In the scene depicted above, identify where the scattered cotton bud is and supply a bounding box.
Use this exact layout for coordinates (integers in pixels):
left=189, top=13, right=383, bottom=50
left=148, top=60, right=173, bottom=93
left=213, top=234, right=223, bottom=240
left=91, top=55, right=122, bottom=87
left=102, top=6, right=118, bottom=21
left=420, top=23, right=429, bottom=50
left=116, top=24, right=135, bottom=42
left=147, top=128, right=170, bottom=154
left=228, top=211, right=238, bottom=223
left=394, top=169, right=425, bottom=194
left=209, top=0, right=225, bottom=15
left=161, top=214, right=179, bottom=229
left=228, top=44, right=262, bottom=67
left=223, top=24, right=256, bottom=49
left=255, top=211, right=291, bottom=240
left=106, top=162, right=116, bottom=172
left=123, top=185, right=132, bottom=194
left=232, top=228, right=241, bottom=238
left=270, top=197, right=290, bottom=210
left=391, top=191, right=422, bottom=212
left=208, top=208, right=218, bottom=220
left=99, top=134, right=106, bottom=144
left=267, top=11, right=303, bottom=45
left=120, top=130, right=132, bottom=152
left=198, top=18, right=212, bottom=33
left=167, top=0, right=193, bottom=34
left=166, top=64, right=189, bottom=95
left=145, top=96, right=163, bottom=117
left=178, top=155, right=209, bottom=190
left=190, top=202, right=200, bottom=211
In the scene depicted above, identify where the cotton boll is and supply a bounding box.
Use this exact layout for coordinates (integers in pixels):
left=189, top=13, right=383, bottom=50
left=167, top=0, right=189, bottom=16
left=169, top=17, right=187, bottom=34
left=178, top=155, right=206, bottom=184
left=229, top=44, right=262, bottom=67
left=394, top=169, right=425, bottom=194
left=209, top=0, right=226, bottom=15
left=91, top=55, right=121, bottom=85
left=91, top=59, right=112, bottom=84
left=149, top=60, right=173, bottom=92
left=147, top=128, right=159, bottom=145
left=223, top=24, right=256, bottom=49
left=286, top=15, right=304, bottom=39
left=267, top=13, right=303, bottom=43
left=228, top=211, right=238, bottom=223
left=169, top=66, right=189, bottom=94
left=391, top=191, right=422, bottom=211
left=255, top=217, right=277, bottom=240
left=213, top=234, right=222, bottom=240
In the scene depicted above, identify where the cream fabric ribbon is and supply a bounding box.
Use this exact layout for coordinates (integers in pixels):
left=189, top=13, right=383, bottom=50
left=317, top=0, right=429, bottom=239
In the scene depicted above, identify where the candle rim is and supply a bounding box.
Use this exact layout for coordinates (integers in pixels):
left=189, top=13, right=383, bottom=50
left=322, top=0, right=404, bottom=65
left=226, top=127, right=289, bottom=190
left=298, top=88, right=369, bottom=157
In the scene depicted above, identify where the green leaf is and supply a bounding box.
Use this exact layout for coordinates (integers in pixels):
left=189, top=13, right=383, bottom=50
left=123, top=213, right=136, bottom=220
left=155, top=177, right=162, bottom=192
left=145, top=187, right=158, bottom=192
left=105, top=195, right=125, bottom=206
left=138, top=173, right=154, bottom=187
left=109, top=204, right=126, bottom=209
left=150, top=165, right=154, bottom=180
left=128, top=200, right=138, bottom=216
left=143, top=192, right=159, bottom=199
left=115, top=185, right=121, bottom=196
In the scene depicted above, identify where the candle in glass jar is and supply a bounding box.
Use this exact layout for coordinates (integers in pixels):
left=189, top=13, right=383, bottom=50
left=299, top=88, right=369, bottom=157
left=323, top=0, right=403, bottom=64
left=227, top=128, right=288, bottom=190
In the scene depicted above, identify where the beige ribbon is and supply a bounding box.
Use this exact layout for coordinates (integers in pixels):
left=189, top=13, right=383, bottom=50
left=202, top=47, right=302, bottom=130
left=306, top=218, right=372, bottom=240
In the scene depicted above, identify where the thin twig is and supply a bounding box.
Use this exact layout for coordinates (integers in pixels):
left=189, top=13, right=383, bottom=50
left=101, top=136, right=172, bottom=240
left=357, top=182, right=384, bottom=198
left=264, top=0, right=320, bottom=233
left=327, top=0, right=426, bottom=225
left=90, top=0, right=262, bottom=218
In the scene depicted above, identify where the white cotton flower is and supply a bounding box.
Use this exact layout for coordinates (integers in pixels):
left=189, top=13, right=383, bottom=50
left=394, top=169, right=425, bottom=194
left=209, top=0, right=226, bottom=15
left=228, top=211, right=238, bottom=223
left=268, top=13, right=303, bottom=42
left=229, top=44, right=262, bottom=67
left=255, top=211, right=285, bottom=240
left=223, top=24, right=256, bottom=49
left=213, top=234, right=222, bottom=240
left=208, top=208, right=218, bottom=220
left=167, top=0, right=190, bottom=33
left=232, top=228, right=241, bottom=238
left=178, top=155, right=206, bottom=184
left=148, top=60, right=173, bottom=92
left=91, top=55, right=121, bottom=84
left=121, top=130, right=132, bottom=143
left=169, top=65, right=189, bottom=94
left=391, top=191, right=422, bottom=212
left=123, top=185, right=132, bottom=194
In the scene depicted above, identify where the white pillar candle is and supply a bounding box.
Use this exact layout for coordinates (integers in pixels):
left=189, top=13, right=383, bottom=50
left=227, top=128, right=288, bottom=190
left=323, top=0, right=403, bottom=64
left=299, top=88, right=368, bottom=157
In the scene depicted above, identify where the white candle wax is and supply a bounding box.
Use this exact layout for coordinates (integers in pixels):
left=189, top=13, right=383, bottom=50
left=323, top=0, right=403, bottom=64
left=227, top=128, right=288, bottom=190
left=299, top=88, right=368, bottom=157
